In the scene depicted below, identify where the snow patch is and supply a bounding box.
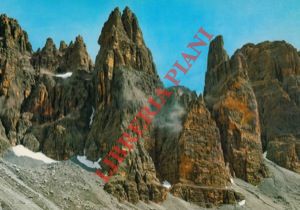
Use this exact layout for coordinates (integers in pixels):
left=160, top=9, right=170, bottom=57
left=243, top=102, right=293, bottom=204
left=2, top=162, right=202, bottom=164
left=162, top=180, right=172, bottom=189
left=55, top=72, right=72, bottom=79
left=238, top=200, right=246, bottom=206
left=12, top=145, right=57, bottom=164
left=263, top=151, right=267, bottom=158
left=89, top=107, right=95, bottom=127
left=77, top=155, right=101, bottom=169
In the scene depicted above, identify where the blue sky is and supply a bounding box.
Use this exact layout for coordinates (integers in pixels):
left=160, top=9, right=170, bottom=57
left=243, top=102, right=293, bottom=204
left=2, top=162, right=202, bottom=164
left=1, top=0, right=300, bottom=93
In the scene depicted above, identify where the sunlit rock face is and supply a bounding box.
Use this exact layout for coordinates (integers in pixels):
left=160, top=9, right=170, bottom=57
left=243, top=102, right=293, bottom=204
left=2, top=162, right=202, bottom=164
left=240, top=41, right=300, bottom=173
left=204, top=36, right=267, bottom=185
left=0, top=14, right=35, bottom=147
left=31, top=35, right=93, bottom=73
left=94, top=7, right=159, bottom=106
left=1, top=5, right=300, bottom=208
left=85, top=7, right=166, bottom=203
left=166, top=96, right=243, bottom=206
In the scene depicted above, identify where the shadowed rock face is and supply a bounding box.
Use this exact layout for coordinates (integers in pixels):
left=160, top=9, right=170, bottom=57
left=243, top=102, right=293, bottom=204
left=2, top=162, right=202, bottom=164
left=31, top=35, right=93, bottom=73
left=204, top=36, right=267, bottom=185
left=94, top=7, right=159, bottom=105
left=0, top=14, right=32, bottom=53
left=240, top=41, right=300, bottom=173
left=58, top=36, right=93, bottom=73
left=31, top=38, right=60, bottom=72
left=151, top=86, right=197, bottom=182
left=21, top=70, right=95, bottom=160
left=85, top=7, right=166, bottom=203
left=0, top=14, right=35, bottom=147
left=166, top=96, right=242, bottom=206
left=1, top=6, right=300, bottom=208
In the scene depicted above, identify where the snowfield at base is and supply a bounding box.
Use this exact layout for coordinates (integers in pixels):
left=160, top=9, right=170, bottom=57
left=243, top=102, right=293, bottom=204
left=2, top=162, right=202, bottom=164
left=238, top=200, right=246, bottom=206
left=162, top=180, right=172, bottom=189
left=12, top=145, right=57, bottom=164
left=77, top=155, right=101, bottom=169
left=55, top=72, right=72, bottom=78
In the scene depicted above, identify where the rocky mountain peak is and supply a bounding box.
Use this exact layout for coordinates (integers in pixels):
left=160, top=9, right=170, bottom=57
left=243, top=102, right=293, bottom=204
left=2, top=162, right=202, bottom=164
left=58, top=35, right=93, bottom=72
left=31, top=37, right=60, bottom=72
left=0, top=14, right=32, bottom=53
left=59, top=40, right=67, bottom=53
left=204, top=36, right=267, bottom=185
left=31, top=35, right=92, bottom=73
left=44, top=37, right=56, bottom=52
left=207, top=35, right=229, bottom=70
left=95, top=6, right=158, bottom=105
left=121, top=7, right=144, bottom=45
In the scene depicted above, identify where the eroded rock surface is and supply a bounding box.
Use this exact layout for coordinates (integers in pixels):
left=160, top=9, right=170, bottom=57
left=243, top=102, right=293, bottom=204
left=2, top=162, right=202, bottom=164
left=31, top=36, right=92, bottom=73
left=85, top=7, right=166, bottom=203
left=169, top=97, right=242, bottom=206
left=204, top=36, right=267, bottom=184
left=240, top=41, right=300, bottom=173
left=0, top=14, right=35, bottom=148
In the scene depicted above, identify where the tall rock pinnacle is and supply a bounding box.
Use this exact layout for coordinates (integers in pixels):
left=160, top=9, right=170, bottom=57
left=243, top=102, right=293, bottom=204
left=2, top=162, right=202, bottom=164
left=240, top=41, right=300, bottom=173
left=31, top=35, right=93, bottom=73
left=85, top=7, right=164, bottom=203
left=0, top=14, right=35, bottom=146
left=95, top=7, right=159, bottom=105
left=31, top=37, right=60, bottom=72
left=0, top=14, right=32, bottom=53
left=204, top=36, right=267, bottom=184
left=58, top=35, right=93, bottom=72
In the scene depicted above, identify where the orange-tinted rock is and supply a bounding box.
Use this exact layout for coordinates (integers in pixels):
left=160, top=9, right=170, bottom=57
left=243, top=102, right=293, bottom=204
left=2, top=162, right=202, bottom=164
left=240, top=41, right=300, bottom=173
left=0, top=14, right=32, bottom=53
left=31, top=38, right=60, bottom=72
left=0, top=14, right=35, bottom=145
left=85, top=7, right=165, bottom=203
left=168, top=97, right=243, bottom=206
left=31, top=36, right=93, bottom=73
left=94, top=7, right=158, bottom=105
left=58, top=36, right=93, bottom=72
left=21, top=70, right=95, bottom=159
left=204, top=36, right=267, bottom=184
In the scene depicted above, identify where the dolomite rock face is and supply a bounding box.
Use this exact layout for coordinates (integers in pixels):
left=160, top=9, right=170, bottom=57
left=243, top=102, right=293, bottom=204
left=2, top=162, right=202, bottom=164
left=22, top=35, right=93, bottom=159
left=31, top=35, right=92, bottom=73
left=94, top=7, right=159, bottom=105
left=204, top=36, right=267, bottom=185
left=0, top=119, right=9, bottom=154
left=0, top=14, right=32, bottom=53
left=21, top=70, right=95, bottom=160
left=31, top=38, right=60, bottom=72
left=58, top=35, right=93, bottom=73
left=151, top=86, right=197, bottom=182
left=169, top=97, right=242, bottom=206
left=1, top=7, right=300, bottom=208
left=0, top=14, right=35, bottom=147
left=85, top=7, right=166, bottom=203
left=240, top=41, right=300, bottom=173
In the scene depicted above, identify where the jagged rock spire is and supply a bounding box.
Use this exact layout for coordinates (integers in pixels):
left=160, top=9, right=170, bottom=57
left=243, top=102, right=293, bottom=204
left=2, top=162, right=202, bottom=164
left=204, top=36, right=267, bottom=184
left=59, top=40, right=68, bottom=53
left=31, top=35, right=93, bottom=73
left=31, top=37, right=60, bottom=72
left=95, top=6, right=159, bottom=105
left=58, top=35, right=93, bottom=72
left=0, top=14, right=32, bottom=53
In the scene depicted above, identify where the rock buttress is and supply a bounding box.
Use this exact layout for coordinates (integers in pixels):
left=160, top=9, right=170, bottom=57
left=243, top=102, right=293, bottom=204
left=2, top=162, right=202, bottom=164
left=240, top=41, right=300, bottom=173
left=85, top=7, right=166, bottom=203
left=0, top=14, right=35, bottom=147
left=166, top=96, right=243, bottom=207
left=204, top=36, right=267, bottom=185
